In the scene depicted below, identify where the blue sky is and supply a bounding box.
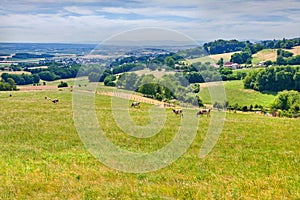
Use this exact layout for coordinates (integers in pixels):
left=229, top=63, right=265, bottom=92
left=0, top=0, right=300, bottom=43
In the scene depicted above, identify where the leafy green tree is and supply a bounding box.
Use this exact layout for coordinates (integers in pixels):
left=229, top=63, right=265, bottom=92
left=7, top=78, right=16, bottom=90
left=104, top=75, right=116, bottom=86
left=264, top=60, right=273, bottom=67
left=272, top=90, right=300, bottom=111
left=116, top=73, right=139, bottom=91
left=38, top=71, right=58, bottom=81
left=294, top=72, right=300, bottom=91
left=58, top=81, right=68, bottom=88
left=88, top=72, right=101, bottom=82
left=217, top=58, right=224, bottom=66
left=164, top=56, right=175, bottom=68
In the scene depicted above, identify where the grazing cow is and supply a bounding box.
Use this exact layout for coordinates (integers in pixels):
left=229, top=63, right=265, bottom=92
left=52, top=99, right=59, bottom=104
left=45, top=96, right=51, bottom=101
left=9, top=93, right=12, bottom=97
left=196, top=108, right=211, bottom=117
left=131, top=101, right=140, bottom=108
left=172, top=108, right=183, bottom=117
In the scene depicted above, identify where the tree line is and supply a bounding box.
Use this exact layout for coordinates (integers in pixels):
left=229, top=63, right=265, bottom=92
left=204, top=37, right=300, bottom=55
left=1, top=73, right=40, bottom=85
left=243, top=66, right=300, bottom=92
left=106, top=73, right=202, bottom=107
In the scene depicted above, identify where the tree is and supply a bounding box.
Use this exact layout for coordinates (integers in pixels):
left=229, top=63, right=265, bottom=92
left=58, top=81, right=68, bottom=88
left=88, top=72, right=101, bottom=82
left=294, top=72, right=300, bottom=91
left=217, top=58, right=224, bottom=67
left=7, top=78, right=16, bottom=90
left=264, top=60, right=273, bottom=67
left=33, top=74, right=40, bottom=84
left=164, top=56, right=175, bottom=68
left=104, top=75, right=116, bottom=86
left=272, top=90, right=300, bottom=111
left=38, top=71, right=57, bottom=81
left=116, top=73, right=139, bottom=91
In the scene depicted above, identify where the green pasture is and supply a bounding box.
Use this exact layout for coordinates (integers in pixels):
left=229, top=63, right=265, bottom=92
left=199, top=80, right=277, bottom=107
left=0, top=88, right=299, bottom=199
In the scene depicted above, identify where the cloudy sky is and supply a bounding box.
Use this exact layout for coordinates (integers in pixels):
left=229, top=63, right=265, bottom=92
left=0, top=0, right=300, bottom=43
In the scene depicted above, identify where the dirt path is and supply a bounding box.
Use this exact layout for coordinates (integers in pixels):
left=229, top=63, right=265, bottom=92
left=19, top=85, right=58, bottom=91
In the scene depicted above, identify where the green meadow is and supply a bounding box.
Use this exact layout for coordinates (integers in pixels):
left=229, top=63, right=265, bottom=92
left=0, top=87, right=299, bottom=199
left=199, top=80, right=277, bottom=107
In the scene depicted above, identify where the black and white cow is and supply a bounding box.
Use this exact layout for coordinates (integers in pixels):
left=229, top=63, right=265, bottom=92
left=52, top=99, right=59, bottom=104
left=131, top=101, right=140, bottom=107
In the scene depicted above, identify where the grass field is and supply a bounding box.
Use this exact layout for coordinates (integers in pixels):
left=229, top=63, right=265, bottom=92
left=199, top=80, right=277, bottom=107
left=188, top=52, right=237, bottom=64
left=287, top=46, right=300, bottom=55
left=0, top=88, right=299, bottom=199
left=252, top=49, right=277, bottom=64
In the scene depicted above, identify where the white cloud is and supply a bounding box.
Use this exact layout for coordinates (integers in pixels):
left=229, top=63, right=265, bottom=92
left=64, top=6, right=95, bottom=15
left=0, top=0, right=300, bottom=42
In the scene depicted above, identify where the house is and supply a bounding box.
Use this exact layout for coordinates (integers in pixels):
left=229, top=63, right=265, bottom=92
left=223, top=62, right=241, bottom=69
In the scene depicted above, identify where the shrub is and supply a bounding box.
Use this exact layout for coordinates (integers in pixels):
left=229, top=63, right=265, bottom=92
left=58, top=81, right=68, bottom=88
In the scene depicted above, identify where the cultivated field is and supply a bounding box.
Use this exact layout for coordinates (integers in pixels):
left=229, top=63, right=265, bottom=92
left=0, top=87, right=299, bottom=199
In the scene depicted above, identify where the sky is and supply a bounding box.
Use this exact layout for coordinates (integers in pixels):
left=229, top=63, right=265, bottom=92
left=0, top=0, right=300, bottom=43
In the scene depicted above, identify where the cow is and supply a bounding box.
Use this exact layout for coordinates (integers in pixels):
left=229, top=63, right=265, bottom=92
left=52, top=99, right=59, bottom=104
left=172, top=108, right=183, bottom=117
left=196, top=108, right=211, bottom=117
left=131, top=101, right=140, bottom=108
left=45, top=96, right=51, bottom=101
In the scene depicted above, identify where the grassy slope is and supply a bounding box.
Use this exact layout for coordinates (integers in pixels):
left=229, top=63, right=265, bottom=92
left=188, top=52, right=237, bottom=64
left=199, top=80, right=276, bottom=107
left=0, top=89, right=299, bottom=199
left=252, top=49, right=277, bottom=64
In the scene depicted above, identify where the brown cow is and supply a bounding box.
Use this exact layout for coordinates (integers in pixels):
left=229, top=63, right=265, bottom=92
left=196, top=108, right=211, bottom=117
left=172, top=108, right=183, bottom=117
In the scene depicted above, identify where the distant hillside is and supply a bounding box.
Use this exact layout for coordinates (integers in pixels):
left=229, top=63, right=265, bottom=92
left=252, top=46, right=300, bottom=64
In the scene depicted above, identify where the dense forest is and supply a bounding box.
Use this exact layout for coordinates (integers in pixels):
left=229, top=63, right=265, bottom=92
left=1, top=73, right=40, bottom=85
left=243, top=66, right=300, bottom=92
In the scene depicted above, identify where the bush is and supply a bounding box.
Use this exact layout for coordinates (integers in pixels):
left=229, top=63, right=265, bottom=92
left=58, top=81, right=68, bottom=88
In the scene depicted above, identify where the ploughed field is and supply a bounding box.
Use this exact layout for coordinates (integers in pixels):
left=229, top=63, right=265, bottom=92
left=0, top=89, right=299, bottom=199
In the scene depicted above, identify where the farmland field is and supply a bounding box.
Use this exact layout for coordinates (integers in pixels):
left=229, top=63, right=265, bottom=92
left=0, top=87, right=299, bottom=199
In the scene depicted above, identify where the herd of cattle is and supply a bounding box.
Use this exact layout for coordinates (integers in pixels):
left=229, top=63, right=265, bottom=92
left=131, top=101, right=211, bottom=117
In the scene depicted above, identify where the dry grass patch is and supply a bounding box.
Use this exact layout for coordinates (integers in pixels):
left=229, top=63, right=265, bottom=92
left=286, top=45, right=300, bottom=55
